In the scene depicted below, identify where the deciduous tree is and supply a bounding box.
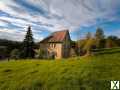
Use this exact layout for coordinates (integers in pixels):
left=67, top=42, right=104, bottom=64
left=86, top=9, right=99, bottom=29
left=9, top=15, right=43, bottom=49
left=95, top=27, right=105, bottom=48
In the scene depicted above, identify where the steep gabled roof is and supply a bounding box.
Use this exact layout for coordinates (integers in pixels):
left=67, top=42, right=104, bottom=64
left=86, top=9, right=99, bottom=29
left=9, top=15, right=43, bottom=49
left=40, top=30, right=69, bottom=43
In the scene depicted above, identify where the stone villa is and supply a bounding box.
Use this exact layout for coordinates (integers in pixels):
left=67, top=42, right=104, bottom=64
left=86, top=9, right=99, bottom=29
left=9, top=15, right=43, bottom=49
left=40, top=30, right=71, bottom=59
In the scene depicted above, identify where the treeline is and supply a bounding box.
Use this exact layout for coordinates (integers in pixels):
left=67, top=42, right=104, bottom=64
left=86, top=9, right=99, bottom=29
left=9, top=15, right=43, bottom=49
left=0, top=26, right=39, bottom=60
left=0, top=39, right=22, bottom=59
left=76, top=27, right=120, bottom=56
left=76, top=28, right=120, bottom=55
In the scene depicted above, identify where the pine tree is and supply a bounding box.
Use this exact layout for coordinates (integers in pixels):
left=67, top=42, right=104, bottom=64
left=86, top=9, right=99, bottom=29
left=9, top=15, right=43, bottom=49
left=22, top=26, right=35, bottom=58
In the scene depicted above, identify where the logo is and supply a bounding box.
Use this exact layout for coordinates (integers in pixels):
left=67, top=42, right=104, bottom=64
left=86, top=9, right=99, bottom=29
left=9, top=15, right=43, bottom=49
left=111, top=81, right=119, bottom=89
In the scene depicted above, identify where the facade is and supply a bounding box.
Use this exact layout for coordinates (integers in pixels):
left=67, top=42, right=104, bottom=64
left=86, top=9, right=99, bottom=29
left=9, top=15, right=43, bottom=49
left=40, top=30, right=71, bottom=59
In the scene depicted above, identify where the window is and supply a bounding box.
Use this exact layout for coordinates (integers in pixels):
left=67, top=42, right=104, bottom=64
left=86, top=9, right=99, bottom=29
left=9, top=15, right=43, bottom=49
left=50, top=44, right=53, bottom=47
left=49, top=43, right=56, bottom=48
left=54, top=44, right=56, bottom=48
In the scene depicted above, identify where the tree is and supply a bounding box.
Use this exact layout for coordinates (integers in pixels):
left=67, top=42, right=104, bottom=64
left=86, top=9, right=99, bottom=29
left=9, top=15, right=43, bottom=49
left=0, top=39, right=22, bottom=58
left=0, top=46, right=7, bottom=59
left=35, top=48, right=46, bottom=59
left=95, top=27, right=105, bottom=48
left=106, top=36, right=119, bottom=48
left=76, top=30, right=81, bottom=56
left=10, top=49, right=20, bottom=60
left=83, top=32, right=95, bottom=56
left=21, top=26, right=35, bottom=58
left=78, top=39, right=87, bottom=55
left=86, top=32, right=92, bottom=40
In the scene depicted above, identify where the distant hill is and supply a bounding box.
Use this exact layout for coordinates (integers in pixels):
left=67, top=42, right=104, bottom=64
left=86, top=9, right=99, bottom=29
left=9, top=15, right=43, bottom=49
left=0, top=39, right=21, bottom=47
left=0, top=39, right=22, bottom=58
left=0, top=39, right=39, bottom=59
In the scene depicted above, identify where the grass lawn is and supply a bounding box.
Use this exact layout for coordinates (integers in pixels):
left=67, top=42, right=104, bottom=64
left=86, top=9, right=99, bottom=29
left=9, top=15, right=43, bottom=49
left=0, top=50, right=120, bottom=90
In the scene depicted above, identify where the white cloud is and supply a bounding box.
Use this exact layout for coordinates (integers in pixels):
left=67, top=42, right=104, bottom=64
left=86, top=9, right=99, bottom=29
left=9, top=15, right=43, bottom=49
left=0, top=28, right=25, bottom=41
left=0, top=0, right=120, bottom=41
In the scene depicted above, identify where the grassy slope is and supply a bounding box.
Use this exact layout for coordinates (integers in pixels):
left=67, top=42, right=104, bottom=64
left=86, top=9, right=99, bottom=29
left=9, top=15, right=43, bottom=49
left=0, top=51, right=120, bottom=90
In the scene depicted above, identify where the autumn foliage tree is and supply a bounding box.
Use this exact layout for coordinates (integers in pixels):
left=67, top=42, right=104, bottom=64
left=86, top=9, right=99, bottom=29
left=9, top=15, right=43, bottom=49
left=75, top=27, right=120, bottom=56
left=83, top=32, right=95, bottom=56
left=106, top=36, right=119, bottom=48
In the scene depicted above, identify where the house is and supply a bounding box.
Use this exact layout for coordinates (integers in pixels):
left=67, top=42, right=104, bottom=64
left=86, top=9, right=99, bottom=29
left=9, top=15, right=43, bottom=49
left=39, top=30, right=71, bottom=59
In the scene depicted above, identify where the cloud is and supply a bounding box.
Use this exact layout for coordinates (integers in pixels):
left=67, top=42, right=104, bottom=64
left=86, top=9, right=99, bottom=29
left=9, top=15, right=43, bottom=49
left=0, top=0, right=120, bottom=41
left=0, top=28, right=25, bottom=41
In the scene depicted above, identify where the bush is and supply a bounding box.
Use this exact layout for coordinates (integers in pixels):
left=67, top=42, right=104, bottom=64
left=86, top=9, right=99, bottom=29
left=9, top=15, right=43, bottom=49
left=35, top=49, right=47, bottom=59
left=10, top=49, right=20, bottom=60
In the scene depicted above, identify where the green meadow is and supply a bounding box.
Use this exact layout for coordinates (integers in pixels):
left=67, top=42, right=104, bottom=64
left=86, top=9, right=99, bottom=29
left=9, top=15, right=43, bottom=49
left=0, top=48, right=120, bottom=90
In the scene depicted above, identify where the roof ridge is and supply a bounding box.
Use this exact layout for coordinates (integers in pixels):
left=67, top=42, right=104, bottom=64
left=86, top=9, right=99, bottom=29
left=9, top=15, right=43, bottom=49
left=53, top=29, right=69, bottom=33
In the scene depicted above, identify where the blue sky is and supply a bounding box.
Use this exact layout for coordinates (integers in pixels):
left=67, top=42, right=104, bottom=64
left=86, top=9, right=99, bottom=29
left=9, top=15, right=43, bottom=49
left=0, top=0, right=120, bottom=41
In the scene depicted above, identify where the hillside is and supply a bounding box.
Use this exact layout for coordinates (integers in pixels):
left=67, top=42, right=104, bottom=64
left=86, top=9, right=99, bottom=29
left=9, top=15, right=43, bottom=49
left=0, top=49, right=120, bottom=90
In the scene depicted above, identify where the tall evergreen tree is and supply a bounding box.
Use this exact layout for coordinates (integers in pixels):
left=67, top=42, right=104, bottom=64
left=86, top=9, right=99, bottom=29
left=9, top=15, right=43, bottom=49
left=22, top=26, right=35, bottom=58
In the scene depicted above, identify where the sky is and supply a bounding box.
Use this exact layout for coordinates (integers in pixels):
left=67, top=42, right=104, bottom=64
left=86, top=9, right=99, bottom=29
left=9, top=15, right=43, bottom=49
left=0, top=0, right=120, bottom=41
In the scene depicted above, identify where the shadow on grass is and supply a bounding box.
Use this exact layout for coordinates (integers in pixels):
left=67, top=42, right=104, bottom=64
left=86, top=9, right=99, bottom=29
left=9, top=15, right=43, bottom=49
left=3, top=69, right=12, bottom=72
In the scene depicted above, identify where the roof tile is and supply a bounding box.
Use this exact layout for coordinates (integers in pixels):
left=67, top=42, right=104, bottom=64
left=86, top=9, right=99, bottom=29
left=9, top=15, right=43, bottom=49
left=40, top=30, right=69, bottom=43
